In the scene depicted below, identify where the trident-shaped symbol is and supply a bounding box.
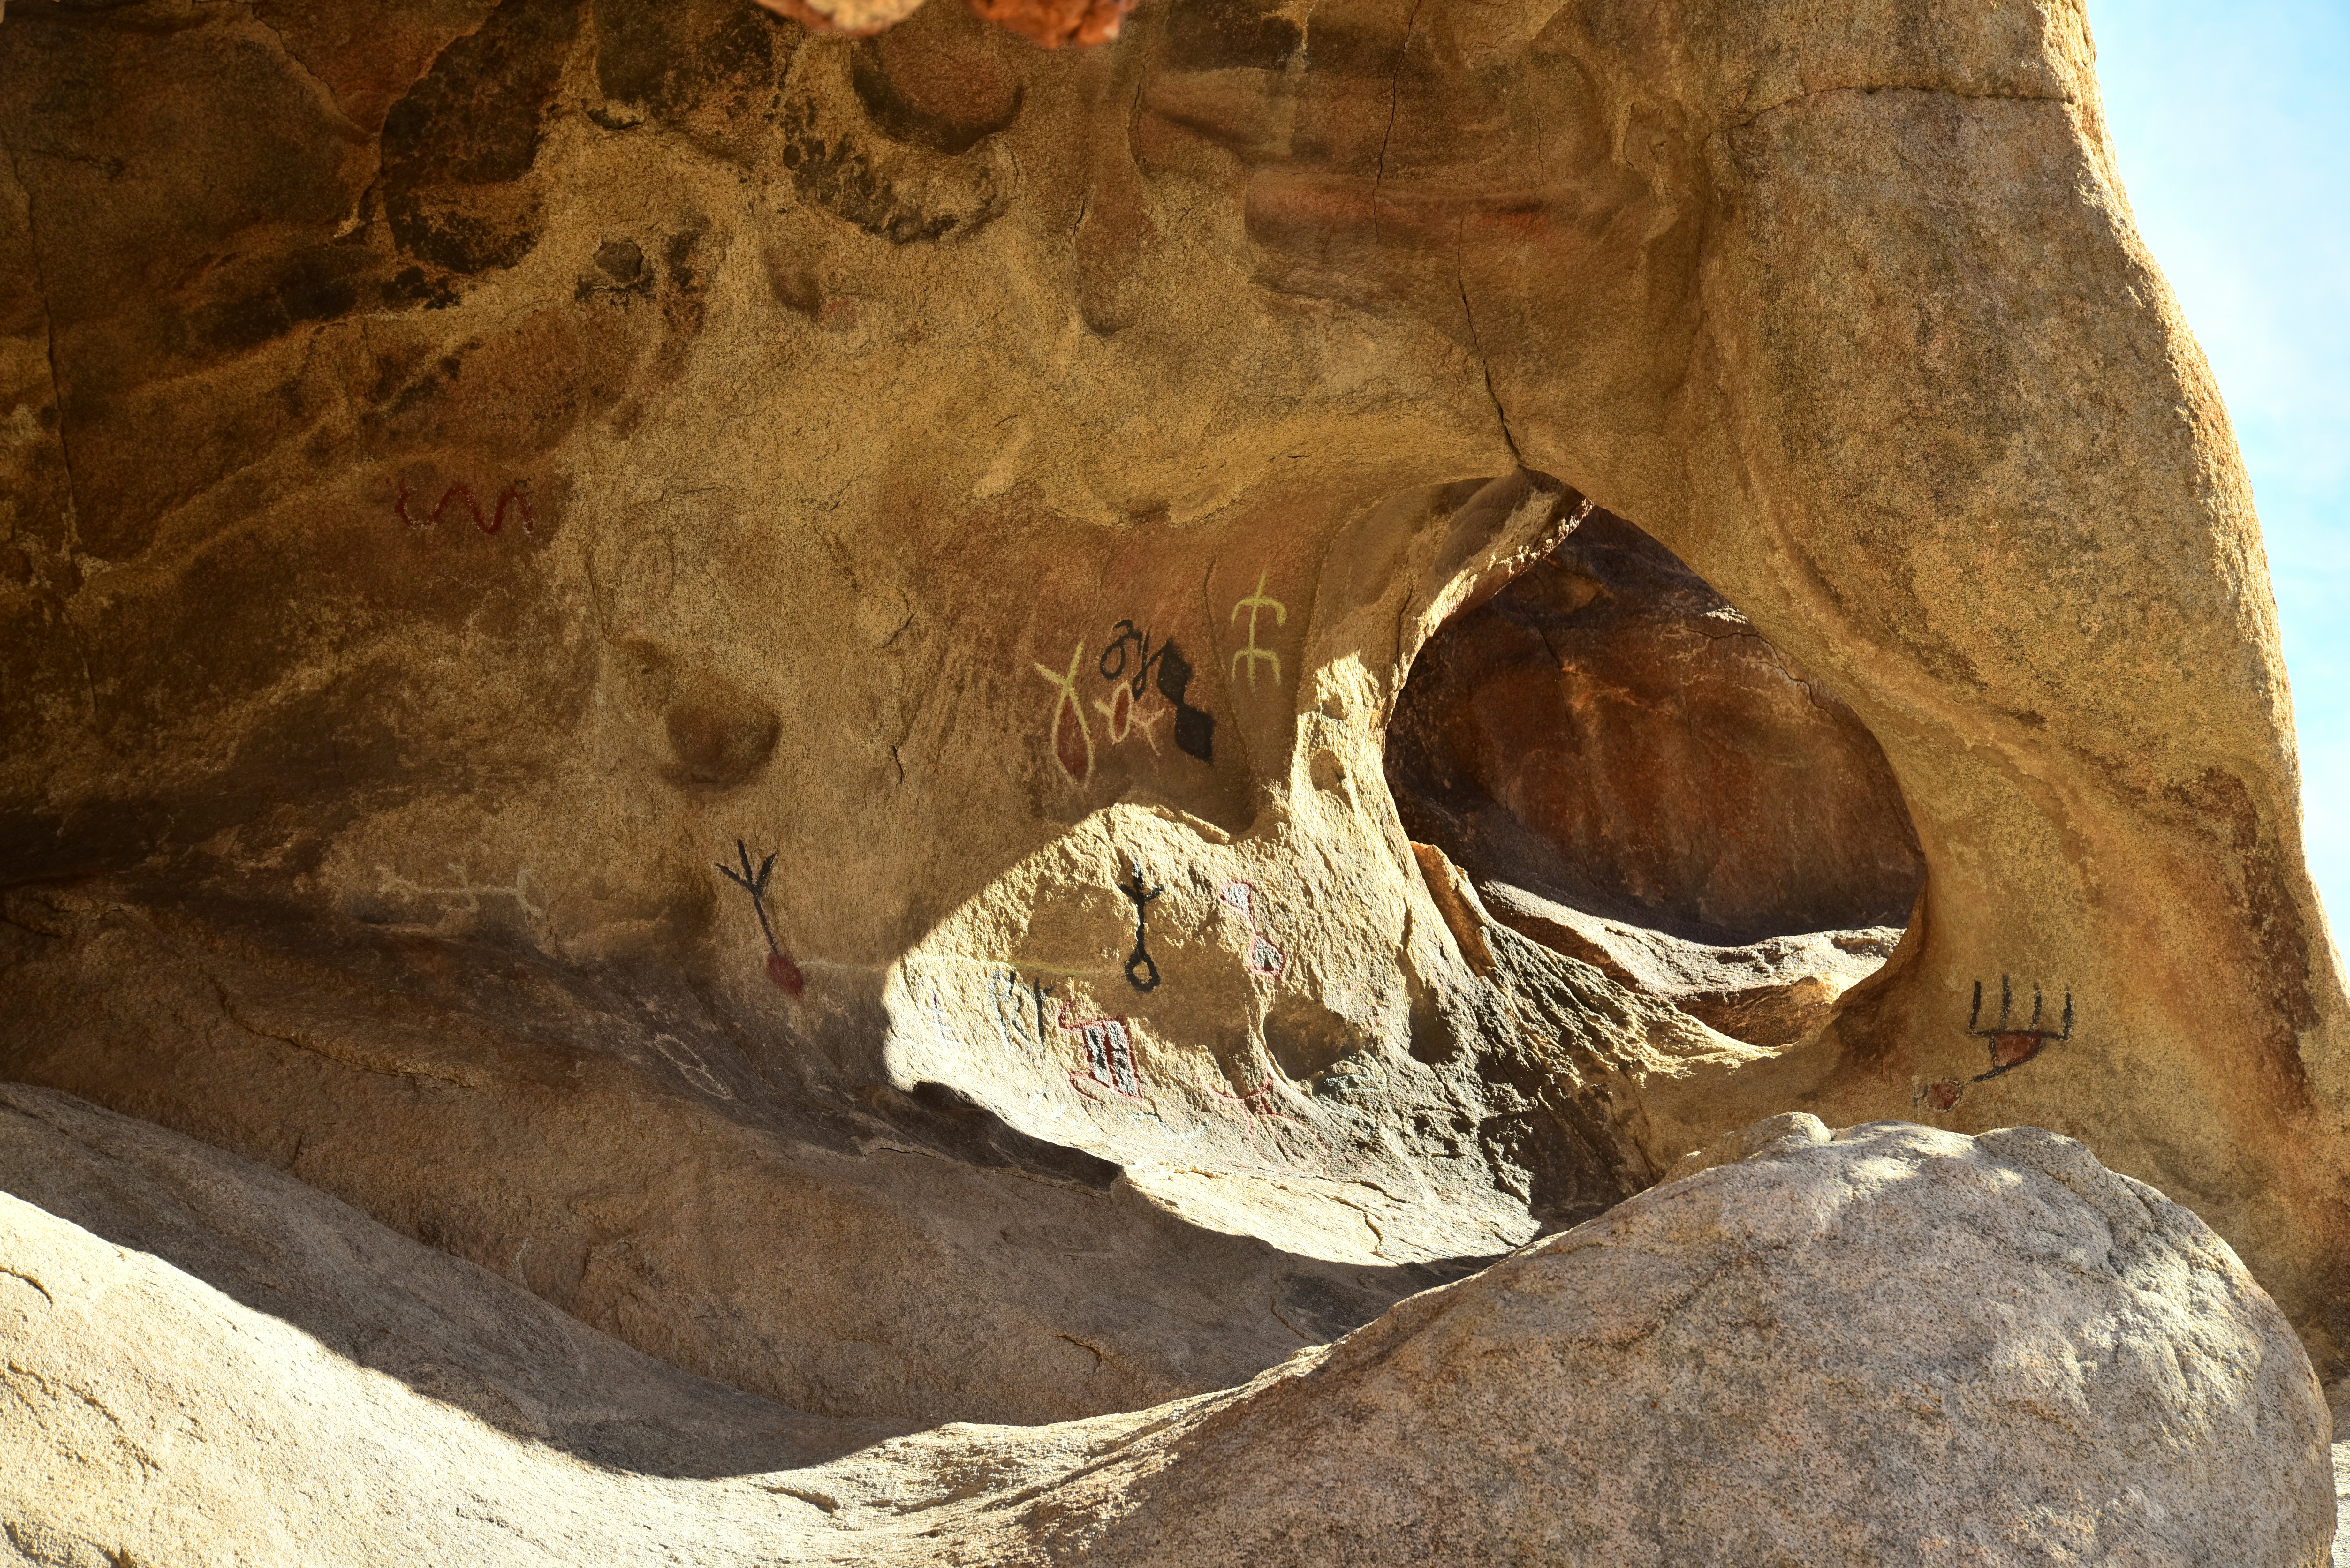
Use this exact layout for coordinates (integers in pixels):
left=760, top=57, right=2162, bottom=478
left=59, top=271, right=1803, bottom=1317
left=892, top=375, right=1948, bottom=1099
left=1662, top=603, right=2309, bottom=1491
left=1229, top=569, right=1288, bottom=690
left=1965, top=974, right=2073, bottom=1080
left=716, top=840, right=779, bottom=952
left=716, top=838, right=804, bottom=996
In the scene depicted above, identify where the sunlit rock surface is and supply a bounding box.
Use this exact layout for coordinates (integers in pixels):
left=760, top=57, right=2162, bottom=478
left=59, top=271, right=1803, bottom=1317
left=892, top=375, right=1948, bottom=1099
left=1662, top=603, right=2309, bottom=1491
left=1, top=0, right=2345, bottom=1556
left=2, top=1091, right=2328, bottom=1565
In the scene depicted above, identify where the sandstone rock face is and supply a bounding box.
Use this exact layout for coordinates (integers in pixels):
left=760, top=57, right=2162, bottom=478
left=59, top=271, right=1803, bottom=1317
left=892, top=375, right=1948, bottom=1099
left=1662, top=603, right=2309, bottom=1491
left=1388, top=509, right=1925, bottom=946
left=2, top=0, right=2347, bottom=1543
left=0, top=882, right=1509, bottom=1429
left=0, top=1082, right=901, bottom=1565
left=3, top=1091, right=2329, bottom=1565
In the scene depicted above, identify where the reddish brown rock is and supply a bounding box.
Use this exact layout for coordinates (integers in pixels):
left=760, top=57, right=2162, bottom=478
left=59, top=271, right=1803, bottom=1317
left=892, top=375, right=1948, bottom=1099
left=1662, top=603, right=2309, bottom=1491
left=755, top=0, right=926, bottom=37
left=757, top=0, right=1130, bottom=49
left=965, top=0, right=1130, bottom=49
left=1388, top=510, right=1925, bottom=948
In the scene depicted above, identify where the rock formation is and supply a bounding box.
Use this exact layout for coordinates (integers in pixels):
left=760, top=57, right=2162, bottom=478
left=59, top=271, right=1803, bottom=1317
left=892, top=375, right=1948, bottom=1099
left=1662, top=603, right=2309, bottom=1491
left=1, top=0, right=2344, bottom=1555
left=5, top=1091, right=2330, bottom=1564
left=1389, top=509, right=1926, bottom=949
left=1387, top=507, right=1925, bottom=1046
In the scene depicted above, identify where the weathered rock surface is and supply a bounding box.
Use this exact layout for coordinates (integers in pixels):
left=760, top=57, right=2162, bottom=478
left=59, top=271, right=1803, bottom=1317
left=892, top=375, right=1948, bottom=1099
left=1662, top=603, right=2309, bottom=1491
left=2, top=0, right=2347, bottom=1549
left=1388, top=509, right=1926, bottom=947
left=1386, top=508, right=1925, bottom=1049
left=0, top=883, right=1510, bottom=1429
left=3, top=1091, right=2329, bottom=1564
left=962, top=1115, right=2337, bottom=1566
left=1475, top=878, right=1906, bottom=1047
left=2337, top=1441, right=2350, bottom=1568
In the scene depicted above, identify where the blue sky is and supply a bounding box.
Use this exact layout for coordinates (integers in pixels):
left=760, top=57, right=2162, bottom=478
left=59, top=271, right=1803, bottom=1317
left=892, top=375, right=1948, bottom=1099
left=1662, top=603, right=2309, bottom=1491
left=2091, top=0, right=2349, bottom=949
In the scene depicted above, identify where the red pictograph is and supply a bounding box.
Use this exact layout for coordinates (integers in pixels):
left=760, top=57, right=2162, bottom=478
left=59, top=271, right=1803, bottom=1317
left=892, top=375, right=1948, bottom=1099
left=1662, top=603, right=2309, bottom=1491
left=1059, top=1006, right=1143, bottom=1098
left=395, top=479, right=537, bottom=536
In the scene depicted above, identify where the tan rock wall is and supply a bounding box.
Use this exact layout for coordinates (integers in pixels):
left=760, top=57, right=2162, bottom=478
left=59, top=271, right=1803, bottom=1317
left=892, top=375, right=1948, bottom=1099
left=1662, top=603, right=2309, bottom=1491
left=1, top=0, right=2344, bottom=1399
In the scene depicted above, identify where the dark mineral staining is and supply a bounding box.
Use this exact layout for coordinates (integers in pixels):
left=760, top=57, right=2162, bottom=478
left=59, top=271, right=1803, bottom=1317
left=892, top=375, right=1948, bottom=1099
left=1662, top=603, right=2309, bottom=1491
left=665, top=698, right=781, bottom=789
left=780, top=109, right=974, bottom=245
left=1160, top=0, right=1305, bottom=73
left=764, top=251, right=824, bottom=316
left=848, top=25, right=1023, bottom=155
left=592, top=0, right=791, bottom=164
left=665, top=228, right=706, bottom=291
left=378, top=0, right=581, bottom=277
left=577, top=238, right=655, bottom=305
left=595, top=239, right=646, bottom=284
left=202, top=245, right=373, bottom=354
left=383, top=266, right=461, bottom=311
left=382, top=0, right=579, bottom=187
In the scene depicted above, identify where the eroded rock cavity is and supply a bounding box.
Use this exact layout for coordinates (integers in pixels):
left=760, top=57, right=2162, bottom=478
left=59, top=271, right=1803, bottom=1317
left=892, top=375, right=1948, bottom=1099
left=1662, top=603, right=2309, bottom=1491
left=1388, top=509, right=1925, bottom=1048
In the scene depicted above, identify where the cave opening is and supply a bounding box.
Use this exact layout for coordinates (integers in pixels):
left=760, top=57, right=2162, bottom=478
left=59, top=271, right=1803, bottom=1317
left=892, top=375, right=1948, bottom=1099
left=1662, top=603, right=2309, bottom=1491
left=1384, top=507, right=1928, bottom=1047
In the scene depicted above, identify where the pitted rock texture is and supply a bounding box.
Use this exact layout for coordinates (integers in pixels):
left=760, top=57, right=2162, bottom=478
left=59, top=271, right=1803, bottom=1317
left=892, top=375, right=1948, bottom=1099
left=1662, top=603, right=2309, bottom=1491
left=960, top=1116, right=2337, bottom=1566
left=1, top=1093, right=2329, bottom=1565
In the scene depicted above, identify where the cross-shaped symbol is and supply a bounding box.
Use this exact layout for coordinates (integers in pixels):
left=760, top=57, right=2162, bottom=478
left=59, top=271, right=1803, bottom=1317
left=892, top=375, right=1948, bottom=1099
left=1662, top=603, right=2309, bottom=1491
left=1229, top=569, right=1287, bottom=690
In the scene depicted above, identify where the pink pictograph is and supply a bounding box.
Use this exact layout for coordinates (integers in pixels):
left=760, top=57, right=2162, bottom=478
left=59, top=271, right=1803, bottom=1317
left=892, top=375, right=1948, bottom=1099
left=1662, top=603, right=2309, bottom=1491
left=1219, top=879, right=1285, bottom=979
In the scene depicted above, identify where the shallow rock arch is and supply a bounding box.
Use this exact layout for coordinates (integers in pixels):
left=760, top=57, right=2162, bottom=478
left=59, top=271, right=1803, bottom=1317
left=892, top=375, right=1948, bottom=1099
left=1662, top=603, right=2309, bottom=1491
left=0, top=0, right=2341, bottom=1418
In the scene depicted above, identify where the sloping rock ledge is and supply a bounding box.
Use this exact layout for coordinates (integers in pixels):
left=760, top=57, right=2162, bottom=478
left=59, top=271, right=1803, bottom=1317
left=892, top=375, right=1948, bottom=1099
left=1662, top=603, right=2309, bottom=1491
left=1, top=1086, right=2328, bottom=1566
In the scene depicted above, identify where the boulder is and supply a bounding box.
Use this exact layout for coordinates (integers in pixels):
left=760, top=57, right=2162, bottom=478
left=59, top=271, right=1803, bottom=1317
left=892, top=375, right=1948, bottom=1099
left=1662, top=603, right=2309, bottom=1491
left=3, top=1090, right=2330, bottom=1565
left=950, top=1115, right=2337, bottom=1566
left=0, top=1080, right=890, bottom=1565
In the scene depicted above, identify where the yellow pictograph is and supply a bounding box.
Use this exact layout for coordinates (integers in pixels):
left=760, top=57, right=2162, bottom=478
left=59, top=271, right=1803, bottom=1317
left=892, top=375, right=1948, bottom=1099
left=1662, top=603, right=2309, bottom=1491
left=1229, top=570, right=1287, bottom=690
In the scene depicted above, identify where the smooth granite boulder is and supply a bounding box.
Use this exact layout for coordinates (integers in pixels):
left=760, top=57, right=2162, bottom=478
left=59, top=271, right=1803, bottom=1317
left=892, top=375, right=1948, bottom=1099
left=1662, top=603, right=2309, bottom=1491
left=3, top=1092, right=2328, bottom=1565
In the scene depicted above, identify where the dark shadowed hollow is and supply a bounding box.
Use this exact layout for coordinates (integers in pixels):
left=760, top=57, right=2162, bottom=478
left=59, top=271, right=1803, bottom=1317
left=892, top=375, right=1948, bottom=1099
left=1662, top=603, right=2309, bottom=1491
left=1385, top=509, right=1927, bottom=951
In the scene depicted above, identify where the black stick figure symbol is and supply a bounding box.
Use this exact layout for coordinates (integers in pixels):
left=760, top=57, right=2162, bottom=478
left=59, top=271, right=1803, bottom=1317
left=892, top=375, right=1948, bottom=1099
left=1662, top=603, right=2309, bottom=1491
left=1120, top=856, right=1163, bottom=993
left=717, top=838, right=806, bottom=996
left=716, top=840, right=780, bottom=954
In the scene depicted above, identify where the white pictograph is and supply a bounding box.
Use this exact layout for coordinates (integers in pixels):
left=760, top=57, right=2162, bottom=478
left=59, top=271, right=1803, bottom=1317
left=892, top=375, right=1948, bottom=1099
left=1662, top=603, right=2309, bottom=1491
left=375, top=862, right=542, bottom=922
